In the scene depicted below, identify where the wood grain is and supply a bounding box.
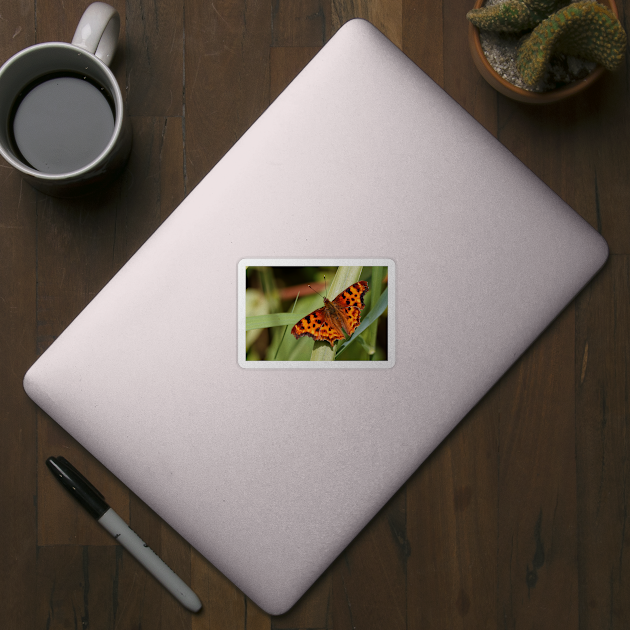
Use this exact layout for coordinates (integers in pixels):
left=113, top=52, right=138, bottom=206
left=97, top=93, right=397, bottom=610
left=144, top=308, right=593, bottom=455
left=407, top=393, right=498, bottom=629
left=443, top=0, right=497, bottom=131
left=126, top=0, right=184, bottom=117
left=184, top=0, right=271, bottom=191
left=583, top=72, right=630, bottom=254
left=270, top=47, right=321, bottom=103
left=36, top=545, right=119, bottom=630
left=0, top=4, right=39, bottom=630
left=1, top=0, right=629, bottom=627
left=331, top=486, right=408, bottom=630
left=272, top=573, right=332, bottom=629
left=271, top=0, right=331, bottom=46
left=190, top=549, right=248, bottom=630
left=403, top=0, right=444, bottom=87
left=0, top=152, right=38, bottom=630
left=497, top=304, right=578, bottom=629
left=121, top=495, right=193, bottom=628
left=576, top=256, right=630, bottom=629
left=332, top=0, right=402, bottom=48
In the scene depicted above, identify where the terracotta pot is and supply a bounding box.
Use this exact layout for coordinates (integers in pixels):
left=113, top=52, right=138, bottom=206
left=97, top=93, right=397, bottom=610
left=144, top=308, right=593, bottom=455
left=468, top=0, right=619, bottom=103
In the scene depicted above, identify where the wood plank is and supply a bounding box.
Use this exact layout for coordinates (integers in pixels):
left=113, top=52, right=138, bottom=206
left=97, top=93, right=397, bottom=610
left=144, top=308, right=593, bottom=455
left=583, top=72, right=630, bottom=254
left=0, top=5, right=38, bottom=629
left=36, top=545, right=118, bottom=630
left=0, top=0, right=36, bottom=55
left=575, top=255, right=630, bottom=629
left=492, top=38, right=628, bottom=627
left=126, top=0, right=184, bottom=117
left=492, top=78, right=620, bottom=630
left=112, top=535, right=194, bottom=629
left=247, top=599, right=271, bottom=630
left=36, top=0, right=119, bottom=44
left=497, top=305, right=578, bottom=628
left=270, top=47, right=321, bottom=103
left=186, top=438, right=271, bottom=623
left=330, top=486, right=407, bottom=630
left=110, top=494, right=193, bottom=629
left=0, top=134, right=38, bottom=630
left=159, top=116, right=187, bottom=221
left=271, top=0, right=331, bottom=46
left=190, top=548, right=249, bottom=630
left=112, top=116, right=185, bottom=269
left=402, top=0, right=444, bottom=88
left=331, top=0, right=402, bottom=48
left=184, top=0, right=272, bottom=192
left=271, top=573, right=332, bottom=629
left=493, top=59, right=630, bottom=256
left=34, top=187, right=120, bottom=353
left=443, top=0, right=497, bottom=132
left=407, top=392, right=498, bottom=629
left=497, top=97, right=598, bottom=221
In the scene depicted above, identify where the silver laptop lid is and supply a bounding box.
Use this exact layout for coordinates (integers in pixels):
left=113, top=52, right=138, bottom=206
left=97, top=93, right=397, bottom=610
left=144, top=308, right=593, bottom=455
left=24, top=19, right=607, bottom=614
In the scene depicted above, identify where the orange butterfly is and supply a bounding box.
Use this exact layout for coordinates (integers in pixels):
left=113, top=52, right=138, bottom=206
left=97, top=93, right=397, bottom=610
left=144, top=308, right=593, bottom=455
left=291, top=280, right=369, bottom=348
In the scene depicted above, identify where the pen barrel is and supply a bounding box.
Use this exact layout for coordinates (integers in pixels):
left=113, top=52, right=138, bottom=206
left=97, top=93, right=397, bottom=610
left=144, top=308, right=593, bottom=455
left=98, top=508, right=202, bottom=612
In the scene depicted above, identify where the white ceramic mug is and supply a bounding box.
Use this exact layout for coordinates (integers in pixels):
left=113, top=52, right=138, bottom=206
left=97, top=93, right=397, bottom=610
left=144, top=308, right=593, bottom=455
left=0, top=2, right=131, bottom=197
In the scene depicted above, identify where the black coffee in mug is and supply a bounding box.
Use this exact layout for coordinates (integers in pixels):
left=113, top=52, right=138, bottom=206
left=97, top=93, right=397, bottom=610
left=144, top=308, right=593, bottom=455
left=10, top=72, right=115, bottom=174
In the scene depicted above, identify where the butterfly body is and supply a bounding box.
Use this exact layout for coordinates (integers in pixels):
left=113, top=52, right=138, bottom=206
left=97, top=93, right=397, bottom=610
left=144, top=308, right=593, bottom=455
left=291, top=280, right=369, bottom=348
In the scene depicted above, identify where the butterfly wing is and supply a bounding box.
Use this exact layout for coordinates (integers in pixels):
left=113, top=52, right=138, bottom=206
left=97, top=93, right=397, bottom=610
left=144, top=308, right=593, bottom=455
left=291, top=309, right=345, bottom=348
left=291, top=308, right=325, bottom=340
left=313, top=319, right=345, bottom=347
left=291, top=308, right=344, bottom=347
left=332, top=280, right=370, bottom=337
left=332, top=280, right=369, bottom=309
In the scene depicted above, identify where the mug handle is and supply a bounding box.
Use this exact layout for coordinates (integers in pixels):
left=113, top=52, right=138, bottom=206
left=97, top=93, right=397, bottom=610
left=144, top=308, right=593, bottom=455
left=71, top=2, right=120, bottom=67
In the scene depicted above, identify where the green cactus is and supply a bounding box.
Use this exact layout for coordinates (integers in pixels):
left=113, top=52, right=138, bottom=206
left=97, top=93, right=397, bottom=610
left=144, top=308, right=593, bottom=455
left=467, top=0, right=568, bottom=33
left=516, top=1, right=627, bottom=85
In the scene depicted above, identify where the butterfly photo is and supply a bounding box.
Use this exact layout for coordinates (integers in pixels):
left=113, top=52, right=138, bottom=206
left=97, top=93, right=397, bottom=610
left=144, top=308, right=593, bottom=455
left=242, top=263, right=391, bottom=363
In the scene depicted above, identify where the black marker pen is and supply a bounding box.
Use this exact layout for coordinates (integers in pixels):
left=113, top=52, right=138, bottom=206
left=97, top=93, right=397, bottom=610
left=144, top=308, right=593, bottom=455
left=46, top=456, right=202, bottom=612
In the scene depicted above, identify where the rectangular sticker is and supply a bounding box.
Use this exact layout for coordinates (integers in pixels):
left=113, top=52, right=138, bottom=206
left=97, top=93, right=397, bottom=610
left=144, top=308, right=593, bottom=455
left=238, top=259, right=394, bottom=368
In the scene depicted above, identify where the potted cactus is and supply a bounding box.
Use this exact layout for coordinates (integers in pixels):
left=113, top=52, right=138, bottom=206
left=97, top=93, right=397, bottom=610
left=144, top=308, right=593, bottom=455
left=467, top=0, right=627, bottom=102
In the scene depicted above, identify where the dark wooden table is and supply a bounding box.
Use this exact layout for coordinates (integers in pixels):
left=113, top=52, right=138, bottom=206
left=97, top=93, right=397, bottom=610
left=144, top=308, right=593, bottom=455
left=2, top=0, right=628, bottom=628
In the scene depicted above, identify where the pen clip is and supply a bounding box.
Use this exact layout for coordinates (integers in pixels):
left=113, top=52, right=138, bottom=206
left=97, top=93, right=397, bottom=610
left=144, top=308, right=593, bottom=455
left=54, top=456, right=106, bottom=501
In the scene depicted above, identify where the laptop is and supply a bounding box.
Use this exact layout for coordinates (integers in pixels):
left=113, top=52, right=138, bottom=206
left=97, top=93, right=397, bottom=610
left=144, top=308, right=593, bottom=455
left=23, top=19, right=608, bottom=614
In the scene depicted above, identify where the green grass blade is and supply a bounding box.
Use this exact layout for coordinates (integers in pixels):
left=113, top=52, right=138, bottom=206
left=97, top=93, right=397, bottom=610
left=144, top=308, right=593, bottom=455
left=246, top=312, right=309, bottom=331
left=364, top=266, right=385, bottom=359
left=272, top=293, right=300, bottom=361
left=245, top=288, right=269, bottom=351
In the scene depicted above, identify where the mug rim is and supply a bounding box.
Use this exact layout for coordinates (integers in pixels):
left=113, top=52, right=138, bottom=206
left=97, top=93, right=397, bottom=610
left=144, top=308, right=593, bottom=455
left=0, top=41, right=125, bottom=181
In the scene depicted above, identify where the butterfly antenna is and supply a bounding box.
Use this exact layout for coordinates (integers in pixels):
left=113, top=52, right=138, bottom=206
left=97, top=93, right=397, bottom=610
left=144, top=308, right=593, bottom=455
left=307, top=282, right=326, bottom=301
